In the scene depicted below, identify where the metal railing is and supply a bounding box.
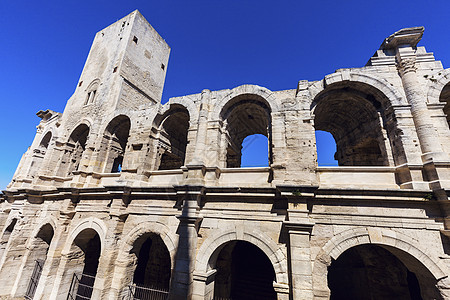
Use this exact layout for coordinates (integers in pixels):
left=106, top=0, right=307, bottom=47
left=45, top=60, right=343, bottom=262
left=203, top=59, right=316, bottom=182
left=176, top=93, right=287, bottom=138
left=67, top=273, right=96, bottom=300
left=25, top=259, right=44, bottom=299
left=125, top=283, right=169, bottom=300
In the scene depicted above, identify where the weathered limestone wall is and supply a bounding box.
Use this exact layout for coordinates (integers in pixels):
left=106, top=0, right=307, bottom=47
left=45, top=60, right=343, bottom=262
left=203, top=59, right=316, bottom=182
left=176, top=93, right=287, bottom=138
left=1, top=13, right=450, bottom=300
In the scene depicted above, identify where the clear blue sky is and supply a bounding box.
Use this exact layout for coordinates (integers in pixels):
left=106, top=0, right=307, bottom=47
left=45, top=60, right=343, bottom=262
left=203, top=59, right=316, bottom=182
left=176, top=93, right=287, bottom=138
left=1, top=1, right=449, bottom=189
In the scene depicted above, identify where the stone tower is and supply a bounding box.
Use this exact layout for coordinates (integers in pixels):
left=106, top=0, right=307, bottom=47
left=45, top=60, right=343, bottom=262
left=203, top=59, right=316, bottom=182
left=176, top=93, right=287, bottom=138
left=1, top=11, right=450, bottom=300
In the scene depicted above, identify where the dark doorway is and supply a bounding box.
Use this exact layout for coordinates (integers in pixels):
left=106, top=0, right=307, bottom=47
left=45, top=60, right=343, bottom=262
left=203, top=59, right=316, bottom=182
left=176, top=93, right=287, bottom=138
left=214, top=241, right=276, bottom=300
left=328, top=244, right=423, bottom=300
left=132, top=234, right=171, bottom=290
left=68, top=229, right=101, bottom=300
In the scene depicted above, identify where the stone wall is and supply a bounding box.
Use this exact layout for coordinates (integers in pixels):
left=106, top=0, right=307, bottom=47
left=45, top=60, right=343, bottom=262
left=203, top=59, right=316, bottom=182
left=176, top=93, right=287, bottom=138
left=1, top=12, right=450, bottom=300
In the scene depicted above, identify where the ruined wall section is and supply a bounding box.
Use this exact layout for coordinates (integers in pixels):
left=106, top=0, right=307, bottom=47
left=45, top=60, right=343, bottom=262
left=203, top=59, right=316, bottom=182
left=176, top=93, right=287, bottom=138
left=8, top=110, right=62, bottom=189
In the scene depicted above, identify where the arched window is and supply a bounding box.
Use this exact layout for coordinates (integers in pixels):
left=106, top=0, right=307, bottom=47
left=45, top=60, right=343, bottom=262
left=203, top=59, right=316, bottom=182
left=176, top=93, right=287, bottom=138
left=84, top=80, right=99, bottom=105
left=157, top=106, right=190, bottom=170
left=39, top=131, right=52, bottom=151
left=313, top=84, right=392, bottom=166
left=100, top=115, right=131, bottom=173
left=30, top=131, right=52, bottom=178
left=220, top=96, right=272, bottom=168
left=65, top=124, right=90, bottom=176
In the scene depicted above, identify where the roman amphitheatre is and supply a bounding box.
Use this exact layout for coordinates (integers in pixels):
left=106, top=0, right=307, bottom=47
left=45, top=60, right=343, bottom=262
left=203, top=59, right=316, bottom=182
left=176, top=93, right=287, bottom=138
left=1, top=10, right=450, bottom=300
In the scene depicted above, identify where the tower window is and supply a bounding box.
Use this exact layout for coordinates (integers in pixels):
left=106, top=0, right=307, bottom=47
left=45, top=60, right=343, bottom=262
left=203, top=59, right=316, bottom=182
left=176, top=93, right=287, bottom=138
left=133, top=36, right=138, bottom=44
left=83, top=80, right=100, bottom=106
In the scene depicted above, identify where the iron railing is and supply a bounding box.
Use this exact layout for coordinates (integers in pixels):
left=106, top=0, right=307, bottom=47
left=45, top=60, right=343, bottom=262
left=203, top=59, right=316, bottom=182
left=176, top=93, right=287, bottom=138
left=125, top=283, right=169, bottom=300
left=25, top=259, right=44, bottom=299
left=67, top=273, right=96, bottom=300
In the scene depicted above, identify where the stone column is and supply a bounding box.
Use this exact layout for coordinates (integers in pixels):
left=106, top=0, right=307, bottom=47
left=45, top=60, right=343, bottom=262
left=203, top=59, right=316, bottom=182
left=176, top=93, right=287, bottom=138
left=397, top=52, right=446, bottom=161
left=191, top=90, right=211, bottom=166
left=383, top=27, right=448, bottom=162
left=93, top=210, right=127, bottom=299
left=279, top=187, right=316, bottom=300
left=284, top=214, right=314, bottom=300
left=170, top=186, right=203, bottom=300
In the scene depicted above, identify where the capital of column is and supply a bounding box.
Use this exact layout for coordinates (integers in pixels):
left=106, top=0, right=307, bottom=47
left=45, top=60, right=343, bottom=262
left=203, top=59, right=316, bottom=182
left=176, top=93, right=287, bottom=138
left=396, top=57, right=417, bottom=76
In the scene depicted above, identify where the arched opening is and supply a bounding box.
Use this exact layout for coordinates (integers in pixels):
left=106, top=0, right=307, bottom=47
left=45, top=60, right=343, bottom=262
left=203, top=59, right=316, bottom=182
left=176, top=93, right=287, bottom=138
left=0, top=219, right=19, bottom=294
left=127, top=233, right=171, bottom=298
left=213, top=241, right=276, bottom=300
left=240, top=134, right=269, bottom=167
left=84, top=80, right=99, bottom=105
left=315, top=130, right=338, bottom=166
left=58, top=124, right=90, bottom=176
left=221, top=97, right=272, bottom=168
left=39, top=131, right=52, bottom=150
left=101, top=115, right=131, bottom=173
left=439, top=82, right=450, bottom=127
left=328, top=244, right=439, bottom=300
left=65, top=228, right=101, bottom=299
left=0, top=218, right=17, bottom=262
left=313, top=84, right=392, bottom=166
left=22, top=224, right=54, bottom=299
left=157, top=106, right=189, bottom=170
left=30, top=132, right=52, bottom=179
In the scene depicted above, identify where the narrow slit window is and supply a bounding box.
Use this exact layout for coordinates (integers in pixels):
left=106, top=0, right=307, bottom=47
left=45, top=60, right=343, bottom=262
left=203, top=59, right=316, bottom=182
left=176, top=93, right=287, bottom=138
left=84, top=92, right=91, bottom=105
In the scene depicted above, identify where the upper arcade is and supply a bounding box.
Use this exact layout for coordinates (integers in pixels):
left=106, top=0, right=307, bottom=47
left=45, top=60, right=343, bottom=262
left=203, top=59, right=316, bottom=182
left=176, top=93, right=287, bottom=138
left=6, top=10, right=450, bottom=195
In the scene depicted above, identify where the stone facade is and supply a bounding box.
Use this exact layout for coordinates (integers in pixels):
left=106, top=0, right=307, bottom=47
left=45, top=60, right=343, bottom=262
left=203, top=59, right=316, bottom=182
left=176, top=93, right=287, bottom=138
left=1, top=10, right=450, bottom=300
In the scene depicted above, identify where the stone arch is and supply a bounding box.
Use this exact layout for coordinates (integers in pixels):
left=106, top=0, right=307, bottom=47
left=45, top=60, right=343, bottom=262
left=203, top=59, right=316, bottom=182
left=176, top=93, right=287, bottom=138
left=0, top=216, right=19, bottom=236
left=309, top=71, right=406, bottom=108
left=0, top=217, right=21, bottom=295
left=0, top=217, right=19, bottom=261
left=39, top=130, right=53, bottom=148
left=108, top=221, right=177, bottom=299
left=196, top=228, right=288, bottom=284
left=211, top=84, right=282, bottom=120
left=161, top=96, right=198, bottom=123
left=310, top=72, right=404, bottom=167
left=25, top=217, right=57, bottom=249
left=97, top=114, right=131, bottom=173
left=426, top=68, right=450, bottom=104
left=55, top=217, right=106, bottom=299
left=312, top=227, right=447, bottom=299
left=213, top=85, right=278, bottom=168
left=96, top=112, right=134, bottom=138
left=56, top=121, right=92, bottom=177
left=62, top=217, right=107, bottom=255
left=117, top=221, right=177, bottom=266
left=29, top=131, right=54, bottom=180
left=153, top=104, right=191, bottom=170
left=14, top=221, right=56, bottom=298
left=65, top=118, right=93, bottom=140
